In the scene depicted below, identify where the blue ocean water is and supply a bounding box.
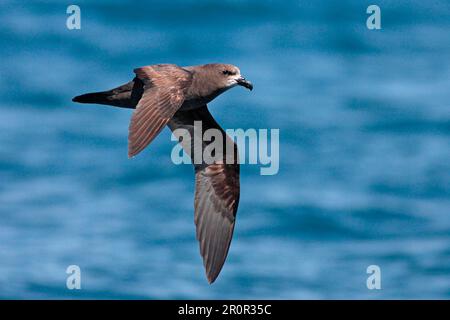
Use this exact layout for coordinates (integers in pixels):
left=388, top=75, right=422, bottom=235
left=0, top=0, right=449, bottom=299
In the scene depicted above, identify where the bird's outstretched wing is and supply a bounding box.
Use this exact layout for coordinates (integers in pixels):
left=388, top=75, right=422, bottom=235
left=168, top=106, right=240, bottom=283
left=128, top=64, right=192, bottom=158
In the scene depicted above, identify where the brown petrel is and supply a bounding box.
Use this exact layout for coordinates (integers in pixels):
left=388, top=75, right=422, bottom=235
left=72, top=63, right=253, bottom=283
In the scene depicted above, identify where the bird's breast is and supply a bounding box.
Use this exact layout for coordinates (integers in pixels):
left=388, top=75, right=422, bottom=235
left=180, top=98, right=207, bottom=110
left=181, top=87, right=228, bottom=110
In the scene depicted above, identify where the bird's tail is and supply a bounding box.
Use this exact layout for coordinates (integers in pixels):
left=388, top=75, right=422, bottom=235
left=72, top=77, right=144, bottom=109
left=72, top=91, right=112, bottom=104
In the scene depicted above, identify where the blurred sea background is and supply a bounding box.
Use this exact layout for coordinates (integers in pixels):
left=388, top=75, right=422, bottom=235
left=0, top=0, right=449, bottom=299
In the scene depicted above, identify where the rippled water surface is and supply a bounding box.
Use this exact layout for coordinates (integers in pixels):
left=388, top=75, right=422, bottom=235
left=0, top=0, right=449, bottom=299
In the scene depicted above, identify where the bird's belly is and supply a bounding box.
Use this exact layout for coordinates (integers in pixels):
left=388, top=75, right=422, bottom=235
left=181, top=88, right=227, bottom=110
left=180, top=98, right=210, bottom=110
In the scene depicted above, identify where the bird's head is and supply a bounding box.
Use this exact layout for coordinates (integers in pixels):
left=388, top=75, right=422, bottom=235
left=201, top=63, right=253, bottom=92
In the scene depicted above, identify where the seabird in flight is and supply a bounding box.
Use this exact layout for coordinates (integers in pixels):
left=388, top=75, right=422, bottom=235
left=72, top=63, right=253, bottom=283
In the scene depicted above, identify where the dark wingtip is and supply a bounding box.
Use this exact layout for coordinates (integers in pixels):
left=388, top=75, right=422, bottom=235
left=207, top=275, right=216, bottom=284
left=128, top=144, right=142, bottom=159
left=206, top=269, right=220, bottom=284
left=72, top=95, right=81, bottom=103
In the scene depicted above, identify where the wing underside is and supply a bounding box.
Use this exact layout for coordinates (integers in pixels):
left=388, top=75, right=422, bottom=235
left=168, top=106, right=240, bottom=283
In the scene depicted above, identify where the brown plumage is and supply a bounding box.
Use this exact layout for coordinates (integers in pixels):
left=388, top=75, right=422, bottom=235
left=72, top=63, right=253, bottom=283
left=169, top=106, right=240, bottom=283
left=129, top=65, right=191, bottom=157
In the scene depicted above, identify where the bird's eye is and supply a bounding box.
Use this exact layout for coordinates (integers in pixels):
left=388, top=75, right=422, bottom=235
left=222, top=70, right=234, bottom=76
